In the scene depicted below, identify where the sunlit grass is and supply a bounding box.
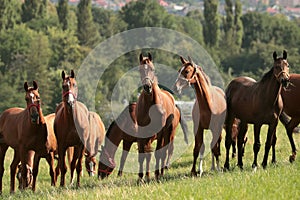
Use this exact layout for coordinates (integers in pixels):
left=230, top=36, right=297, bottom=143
left=1, top=122, right=300, bottom=199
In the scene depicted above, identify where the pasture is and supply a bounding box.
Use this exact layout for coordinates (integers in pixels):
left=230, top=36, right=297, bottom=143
left=1, top=122, right=299, bottom=199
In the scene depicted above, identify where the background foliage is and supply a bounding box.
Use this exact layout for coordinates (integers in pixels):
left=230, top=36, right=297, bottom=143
left=1, top=0, right=300, bottom=125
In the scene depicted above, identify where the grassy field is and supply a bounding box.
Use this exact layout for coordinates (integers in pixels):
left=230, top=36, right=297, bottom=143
left=1, top=122, right=300, bottom=200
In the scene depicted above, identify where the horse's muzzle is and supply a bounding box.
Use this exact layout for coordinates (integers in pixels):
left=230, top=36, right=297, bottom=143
left=281, top=78, right=290, bottom=89
left=143, top=84, right=152, bottom=94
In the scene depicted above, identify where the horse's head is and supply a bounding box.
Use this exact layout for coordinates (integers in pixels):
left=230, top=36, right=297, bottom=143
left=174, top=56, right=198, bottom=94
left=273, top=50, right=290, bottom=89
left=61, top=70, right=78, bottom=109
left=24, top=81, right=41, bottom=124
left=85, top=154, right=96, bottom=177
left=139, top=53, right=156, bottom=94
left=16, top=164, right=33, bottom=189
left=98, top=146, right=116, bottom=179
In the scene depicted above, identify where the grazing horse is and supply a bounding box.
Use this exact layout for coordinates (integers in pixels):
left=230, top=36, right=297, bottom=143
left=17, top=113, right=58, bottom=191
left=0, top=81, right=54, bottom=194
left=279, top=73, right=300, bottom=162
left=98, top=102, right=188, bottom=179
left=84, top=111, right=105, bottom=177
left=174, top=56, right=226, bottom=177
left=54, top=70, right=89, bottom=187
left=224, top=50, right=290, bottom=170
left=136, top=53, right=182, bottom=182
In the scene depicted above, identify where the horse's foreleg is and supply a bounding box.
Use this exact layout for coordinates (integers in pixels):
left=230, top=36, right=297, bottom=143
left=76, top=145, right=84, bottom=188
left=271, top=132, right=277, bottom=164
left=145, top=152, right=151, bottom=183
left=0, top=144, right=8, bottom=194
left=58, top=147, right=67, bottom=187
left=237, top=122, right=247, bottom=170
left=252, top=124, right=262, bottom=171
left=193, top=128, right=203, bottom=177
left=262, top=122, right=277, bottom=169
left=70, top=146, right=79, bottom=185
left=32, top=154, right=41, bottom=192
left=118, top=141, right=133, bottom=177
left=154, top=136, right=163, bottom=180
left=45, top=152, right=56, bottom=186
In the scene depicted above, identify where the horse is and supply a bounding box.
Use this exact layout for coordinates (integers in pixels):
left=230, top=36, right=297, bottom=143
left=84, top=111, right=105, bottom=177
left=136, top=53, right=183, bottom=182
left=224, top=50, right=290, bottom=171
left=16, top=113, right=58, bottom=191
left=0, top=81, right=55, bottom=194
left=279, top=73, right=300, bottom=162
left=174, top=56, right=226, bottom=177
left=98, top=102, right=188, bottom=179
left=54, top=70, right=90, bottom=187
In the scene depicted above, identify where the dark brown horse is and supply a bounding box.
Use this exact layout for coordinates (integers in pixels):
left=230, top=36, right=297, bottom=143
left=224, top=50, right=290, bottom=170
left=0, top=81, right=55, bottom=194
left=279, top=73, right=300, bottom=162
left=54, top=70, right=89, bottom=187
left=136, top=53, right=182, bottom=182
left=174, top=56, right=226, bottom=176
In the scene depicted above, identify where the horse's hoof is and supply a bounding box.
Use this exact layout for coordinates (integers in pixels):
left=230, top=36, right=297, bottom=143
left=191, top=171, right=197, bottom=177
left=289, top=154, right=296, bottom=163
left=232, top=153, right=236, bottom=159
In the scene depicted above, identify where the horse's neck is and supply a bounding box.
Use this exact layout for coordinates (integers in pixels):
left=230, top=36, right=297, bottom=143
left=38, top=109, right=45, bottom=124
left=257, top=75, right=281, bottom=105
left=143, top=82, right=161, bottom=106
left=193, top=72, right=213, bottom=112
left=104, top=136, right=119, bottom=159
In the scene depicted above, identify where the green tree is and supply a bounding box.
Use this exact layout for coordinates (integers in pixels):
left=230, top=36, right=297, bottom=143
left=203, top=0, right=219, bottom=47
left=77, top=0, right=101, bottom=47
left=22, top=0, right=47, bottom=22
left=120, top=0, right=176, bottom=29
left=57, top=0, right=69, bottom=30
left=0, top=0, right=21, bottom=30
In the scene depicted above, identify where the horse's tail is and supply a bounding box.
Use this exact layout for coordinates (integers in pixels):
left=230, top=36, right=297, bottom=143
left=279, top=111, right=290, bottom=127
left=176, top=104, right=189, bottom=144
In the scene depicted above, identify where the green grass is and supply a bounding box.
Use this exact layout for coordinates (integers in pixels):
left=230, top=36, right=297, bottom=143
left=1, top=123, right=300, bottom=199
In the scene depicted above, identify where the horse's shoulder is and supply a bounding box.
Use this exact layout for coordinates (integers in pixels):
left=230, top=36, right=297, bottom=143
left=77, top=101, right=89, bottom=113
left=161, top=90, right=175, bottom=104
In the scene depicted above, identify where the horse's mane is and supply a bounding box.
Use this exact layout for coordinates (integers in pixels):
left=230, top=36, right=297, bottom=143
left=260, top=67, right=274, bottom=83
left=197, top=66, right=212, bottom=86
left=105, top=120, right=116, bottom=138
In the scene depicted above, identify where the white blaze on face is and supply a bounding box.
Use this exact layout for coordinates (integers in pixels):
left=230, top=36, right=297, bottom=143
left=30, top=92, right=35, bottom=104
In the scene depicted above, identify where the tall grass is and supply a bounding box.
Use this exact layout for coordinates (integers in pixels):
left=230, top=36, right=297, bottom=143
left=1, top=123, right=300, bottom=199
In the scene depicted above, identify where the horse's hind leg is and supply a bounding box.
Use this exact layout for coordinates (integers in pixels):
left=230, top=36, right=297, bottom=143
left=0, top=144, right=8, bottom=194
left=224, top=115, right=234, bottom=170
left=118, top=141, right=133, bottom=177
left=286, top=118, right=299, bottom=162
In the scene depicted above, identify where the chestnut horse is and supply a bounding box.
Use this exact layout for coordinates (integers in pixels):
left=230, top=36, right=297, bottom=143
left=174, top=56, right=226, bottom=176
left=54, top=70, right=89, bottom=187
left=0, top=81, right=55, bottom=194
left=98, top=102, right=188, bottom=179
left=136, top=53, right=182, bottom=182
left=224, top=50, right=290, bottom=171
left=84, top=111, right=105, bottom=177
left=17, top=113, right=58, bottom=191
left=279, top=73, right=300, bottom=162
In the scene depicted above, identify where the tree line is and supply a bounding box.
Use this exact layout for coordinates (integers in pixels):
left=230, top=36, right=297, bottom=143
left=1, top=0, right=300, bottom=125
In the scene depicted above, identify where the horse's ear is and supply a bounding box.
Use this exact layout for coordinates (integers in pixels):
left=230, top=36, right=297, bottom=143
left=24, top=82, right=29, bottom=92
left=283, top=50, right=287, bottom=60
left=33, top=81, right=38, bottom=90
left=148, top=53, right=152, bottom=61
left=70, top=70, right=75, bottom=78
left=187, top=56, right=195, bottom=67
left=62, top=71, right=65, bottom=80
left=180, top=56, right=187, bottom=64
left=273, top=51, right=277, bottom=61
left=139, top=53, right=143, bottom=63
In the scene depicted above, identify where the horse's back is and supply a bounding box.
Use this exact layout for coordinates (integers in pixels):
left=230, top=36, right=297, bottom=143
left=282, top=74, right=300, bottom=117
left=87, top=111, right=105, bottom=156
